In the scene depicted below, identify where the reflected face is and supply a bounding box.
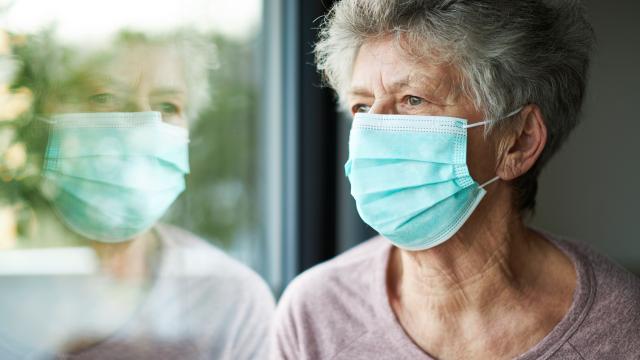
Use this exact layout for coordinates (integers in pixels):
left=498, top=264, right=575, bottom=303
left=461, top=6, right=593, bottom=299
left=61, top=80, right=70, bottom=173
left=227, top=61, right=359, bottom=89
left=348, top=37, right=499, bottom=190
left=36, top=42, right=192, bottom=244
left=47, top=43, right=189, bottom=128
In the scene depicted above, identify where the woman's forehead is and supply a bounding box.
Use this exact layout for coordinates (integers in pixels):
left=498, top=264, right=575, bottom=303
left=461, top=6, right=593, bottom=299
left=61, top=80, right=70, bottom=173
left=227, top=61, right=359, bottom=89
left=350, top=39, right=458, bottom=94
left=99, top=46, right=187, bottom=90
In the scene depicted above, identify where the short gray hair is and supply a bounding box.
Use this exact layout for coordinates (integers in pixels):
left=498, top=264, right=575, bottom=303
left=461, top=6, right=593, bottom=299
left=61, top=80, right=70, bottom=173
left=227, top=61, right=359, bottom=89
left=315, top=0, right=595, bottom=212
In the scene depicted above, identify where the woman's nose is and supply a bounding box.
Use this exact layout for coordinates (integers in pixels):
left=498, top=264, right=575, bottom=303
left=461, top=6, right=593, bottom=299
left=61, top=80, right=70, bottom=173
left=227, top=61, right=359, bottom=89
left=123, top=97, right=152, bottom=112
left=369, top=99, right=396, bottom=115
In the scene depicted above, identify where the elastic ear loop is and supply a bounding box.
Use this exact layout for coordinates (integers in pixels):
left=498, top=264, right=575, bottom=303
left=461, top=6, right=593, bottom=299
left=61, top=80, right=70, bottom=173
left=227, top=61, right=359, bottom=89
left=465, top=108, right=523, bottom=188
left=462, top=107, right=524, bottom=129
left=480, top=176, right=501, bottom=188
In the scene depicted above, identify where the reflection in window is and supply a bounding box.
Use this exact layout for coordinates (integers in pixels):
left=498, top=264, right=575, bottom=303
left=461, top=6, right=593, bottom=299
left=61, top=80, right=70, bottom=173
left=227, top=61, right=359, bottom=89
left=0, top=1, right=274, bottom=359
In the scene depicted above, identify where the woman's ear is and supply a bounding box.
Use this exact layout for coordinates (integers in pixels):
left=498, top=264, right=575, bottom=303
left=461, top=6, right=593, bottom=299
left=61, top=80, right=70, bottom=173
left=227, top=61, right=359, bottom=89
left=496, top=105, right=547, bottom=181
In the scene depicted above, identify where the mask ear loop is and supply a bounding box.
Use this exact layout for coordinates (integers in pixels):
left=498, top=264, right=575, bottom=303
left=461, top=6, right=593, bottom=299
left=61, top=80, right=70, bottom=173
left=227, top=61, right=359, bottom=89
left=463, top=121, right=489, bottom=130
left=462, top=107, right=524, bottom=129
left=467, top=107, right=524, bottom=188
left=480, top=176, right=501, bottom=188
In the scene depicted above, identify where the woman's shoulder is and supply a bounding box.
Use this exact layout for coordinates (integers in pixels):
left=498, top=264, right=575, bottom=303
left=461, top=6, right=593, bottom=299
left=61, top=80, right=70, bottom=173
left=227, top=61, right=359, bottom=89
left=279, top=236, right=388, bottom=306
left=549, top=234, right=640, bottom=356
left=124, top=226, right=275, bottom=359
left=153, top=223, right=275, bottom=304
left=273, top=237, right=389, bottom=359
left=553, top=234, right=640, bottom=298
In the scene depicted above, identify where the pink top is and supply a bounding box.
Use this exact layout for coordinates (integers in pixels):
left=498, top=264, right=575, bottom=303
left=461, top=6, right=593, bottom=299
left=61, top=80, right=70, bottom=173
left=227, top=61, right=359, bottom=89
left=273, top=233, right=640, bottom=359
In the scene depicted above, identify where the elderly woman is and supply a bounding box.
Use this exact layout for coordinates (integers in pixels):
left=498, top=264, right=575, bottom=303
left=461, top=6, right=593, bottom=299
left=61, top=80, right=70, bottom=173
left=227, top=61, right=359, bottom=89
left=274, top=1, right=640, bottom=359
left=0, top=33, right=273, bottom=359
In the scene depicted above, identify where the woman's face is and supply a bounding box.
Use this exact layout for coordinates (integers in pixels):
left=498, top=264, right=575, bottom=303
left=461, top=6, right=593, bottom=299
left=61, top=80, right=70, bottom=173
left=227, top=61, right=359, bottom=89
left=348, top=37, right=500, bottom=190
left=34, top=42, right=192, bottom=244
left=46, top=43, right=189, bottom=128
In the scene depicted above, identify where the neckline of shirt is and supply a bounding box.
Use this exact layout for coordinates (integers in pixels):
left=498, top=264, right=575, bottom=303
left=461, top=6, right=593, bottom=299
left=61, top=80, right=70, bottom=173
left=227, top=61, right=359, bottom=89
left=371, top=231, right=596, bottom=359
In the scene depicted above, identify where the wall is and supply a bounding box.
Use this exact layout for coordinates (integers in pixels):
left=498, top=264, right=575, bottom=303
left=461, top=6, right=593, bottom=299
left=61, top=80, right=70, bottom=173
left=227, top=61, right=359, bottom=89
left=533, top=0, right=640, bottom=274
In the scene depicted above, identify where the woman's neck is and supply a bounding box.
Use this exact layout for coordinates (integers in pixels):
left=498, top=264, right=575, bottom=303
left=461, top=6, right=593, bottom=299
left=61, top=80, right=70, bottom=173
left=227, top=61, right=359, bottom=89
left=91, top=230, right=159, bottom=281
left=30, top=205, right=160, bottom=281
left=387, top=201, right=577, bottom=359
left=391, top=217, right=540, bottom=314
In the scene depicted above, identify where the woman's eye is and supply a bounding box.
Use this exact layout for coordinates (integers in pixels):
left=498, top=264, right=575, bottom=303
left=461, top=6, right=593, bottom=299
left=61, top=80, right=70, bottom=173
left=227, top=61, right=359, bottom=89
left=352, top=104, right=371, bottom=114
left=89, top=93, right=115, bottom=105
left=159, top=102, right=180, bottom=115
left=407, top=96, right=424, bottom=106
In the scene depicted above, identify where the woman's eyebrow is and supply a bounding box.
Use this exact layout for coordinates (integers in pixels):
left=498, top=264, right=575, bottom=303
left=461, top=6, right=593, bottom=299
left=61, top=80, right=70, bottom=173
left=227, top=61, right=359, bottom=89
left=348, top=87, right=373, bottom=97
left=150, top=88, right=186, bottom=96
left=348, top=78, right=415, bottom=96
left=349, top=72, right=450, bottom=98
left=408, top=71, right=460, bottom=102
left=97, top=75, right=127, bottom=88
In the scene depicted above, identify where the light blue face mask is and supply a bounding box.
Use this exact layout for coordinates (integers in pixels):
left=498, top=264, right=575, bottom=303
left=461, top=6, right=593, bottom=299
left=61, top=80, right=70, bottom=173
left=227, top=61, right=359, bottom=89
left=345, top=109, right=521, bottom=251
left=41, top=111, right=190, bottom=243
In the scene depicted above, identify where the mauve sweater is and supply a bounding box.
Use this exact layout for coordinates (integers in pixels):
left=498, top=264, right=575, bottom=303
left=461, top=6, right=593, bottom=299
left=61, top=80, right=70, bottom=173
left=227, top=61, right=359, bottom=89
left=273, top=233, right=640, bottom=360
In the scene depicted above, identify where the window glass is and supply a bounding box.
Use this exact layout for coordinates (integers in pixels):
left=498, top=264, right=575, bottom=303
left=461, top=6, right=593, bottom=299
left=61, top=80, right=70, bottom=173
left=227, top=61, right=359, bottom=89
left=0, top=1, right=275, bottom=358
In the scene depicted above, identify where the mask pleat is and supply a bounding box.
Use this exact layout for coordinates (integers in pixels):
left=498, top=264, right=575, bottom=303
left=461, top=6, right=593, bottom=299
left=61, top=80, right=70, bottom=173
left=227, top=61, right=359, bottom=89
left=46, top=125, right=189, bottom=173
left=51, top=187, right=158, bottom=241
left=392, top=187, right=484, bottom=250
left=41, top=112, right=189, bottom=243
left=356, top=179, right=474, bottom=226
left=349, top=129, right=465, bottom=165
left=43, top=175, right=181, bottom=223
left=347, top=159, right=469, bottom=196
left=44, top=157, right=185, bottom=191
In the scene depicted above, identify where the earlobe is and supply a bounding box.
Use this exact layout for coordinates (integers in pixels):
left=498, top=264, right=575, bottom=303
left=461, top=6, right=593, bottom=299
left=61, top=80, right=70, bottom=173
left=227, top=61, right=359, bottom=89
left=497, top=105, right=547, bottom=181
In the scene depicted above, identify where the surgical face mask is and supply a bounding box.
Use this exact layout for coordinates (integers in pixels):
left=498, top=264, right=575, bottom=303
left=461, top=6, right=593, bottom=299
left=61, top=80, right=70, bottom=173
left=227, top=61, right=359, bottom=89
left=345, top=109, right=521, bottom=251
left=41, top=111, right=190, bottom=243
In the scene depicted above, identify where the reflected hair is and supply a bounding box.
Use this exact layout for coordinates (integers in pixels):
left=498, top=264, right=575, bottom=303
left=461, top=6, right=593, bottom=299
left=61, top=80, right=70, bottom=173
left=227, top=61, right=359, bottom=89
left=113, top=30, right=220, bottom=123
left=315, top=0, right=595, bottom=213
left=19, top=29, right=218, bottom=124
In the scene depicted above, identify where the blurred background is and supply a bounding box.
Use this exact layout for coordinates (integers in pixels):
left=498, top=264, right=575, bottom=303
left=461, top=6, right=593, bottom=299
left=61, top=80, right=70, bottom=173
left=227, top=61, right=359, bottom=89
left=0, top=0, right=638, bottom=302
left=532, top=0, right=640, bottom=275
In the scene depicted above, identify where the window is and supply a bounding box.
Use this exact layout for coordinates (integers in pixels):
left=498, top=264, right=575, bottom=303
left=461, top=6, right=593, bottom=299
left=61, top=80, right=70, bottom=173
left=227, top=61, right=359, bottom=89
left=0, top=1, right=278, bottom=358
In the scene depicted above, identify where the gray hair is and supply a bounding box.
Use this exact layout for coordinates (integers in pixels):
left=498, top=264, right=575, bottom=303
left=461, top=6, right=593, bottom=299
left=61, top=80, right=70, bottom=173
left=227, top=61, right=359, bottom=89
left=113, top=30, right=219, bottom=122
left=315, top=0, right=595, bottom=212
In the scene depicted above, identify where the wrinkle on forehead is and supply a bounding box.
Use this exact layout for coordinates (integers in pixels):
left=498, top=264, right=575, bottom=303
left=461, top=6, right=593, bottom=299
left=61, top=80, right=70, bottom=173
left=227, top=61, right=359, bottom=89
left=407, top=70, right=461, bottom=105
left=97, top=45, right=187, bottom=94
left=350, top=37, right=463, bottom=104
